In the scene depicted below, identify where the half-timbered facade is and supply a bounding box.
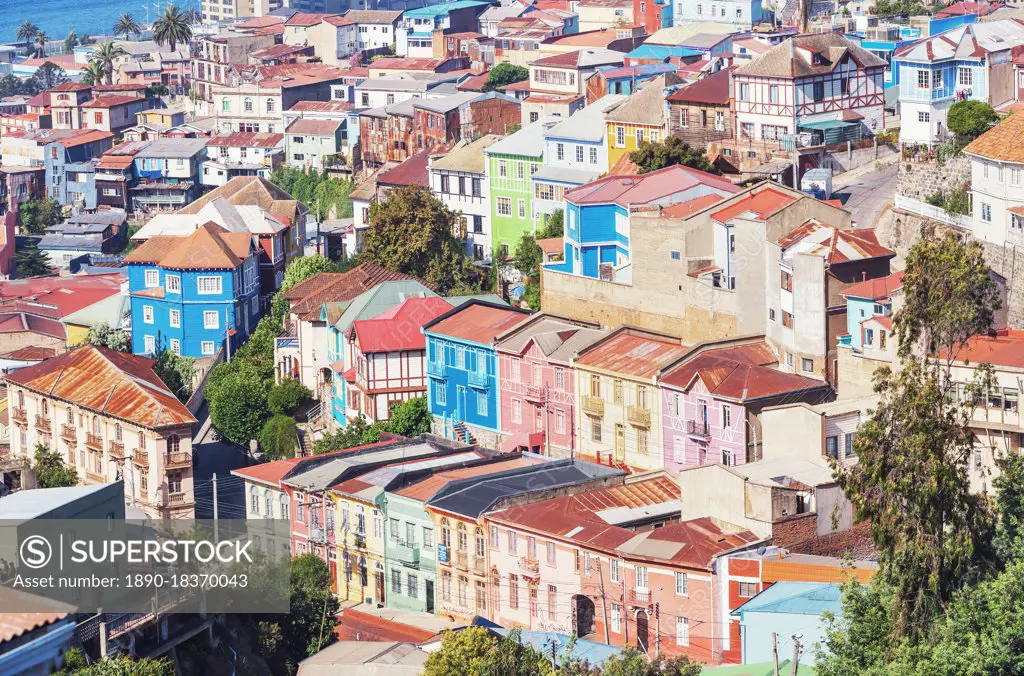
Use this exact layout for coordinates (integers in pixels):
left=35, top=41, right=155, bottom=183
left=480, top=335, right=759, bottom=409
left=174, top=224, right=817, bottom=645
left=732, top=34, right=886, bottom=146
left=346, top=297, right=453, bottom=423
left=494, top=314, right=606, bottom=457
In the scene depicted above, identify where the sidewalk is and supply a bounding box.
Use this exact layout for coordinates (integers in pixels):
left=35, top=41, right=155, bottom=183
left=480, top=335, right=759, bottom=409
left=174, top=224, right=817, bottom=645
left=833, top=151, right=900, bottom=191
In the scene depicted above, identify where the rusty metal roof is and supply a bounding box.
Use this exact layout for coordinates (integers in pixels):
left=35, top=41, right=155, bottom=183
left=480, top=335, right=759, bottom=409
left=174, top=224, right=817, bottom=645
left=575, top=329, right=688, bottom=378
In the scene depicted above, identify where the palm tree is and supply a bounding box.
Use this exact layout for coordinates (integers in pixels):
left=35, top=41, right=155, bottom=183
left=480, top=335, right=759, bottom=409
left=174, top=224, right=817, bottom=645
left=82, top=60, right=107, bottom=87
left=113, top=14, right=141, bottom=40
left=34, top=32, right=48, bottom=59
left=16, top=21, right=39, bottom=47
left=64, top=31, right=79, bottom=54
left=92, top=41, right=126, bottom=85
left=152, top=5, right=193, bottom=53
left=183, top=7, right=202, bottom=26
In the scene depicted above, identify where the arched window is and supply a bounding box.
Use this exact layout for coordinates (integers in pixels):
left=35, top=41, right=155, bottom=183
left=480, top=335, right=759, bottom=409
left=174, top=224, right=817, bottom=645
left=168, top=434, right=180, bottom=453
left=358, top=556, right=368, bottom=587
left=264, top=489, right=273, bottom=517
left=457, top=523, right=468, bottom=552
left=475, top=528, right=485, bottom=558
left=41, top=400, right=48, bottom=415
left=266, top=99, right=275, bottom=112
left=441, top=518, right=451, bottom=547
left=244, top=97, right=253, bottom=112
left=491, top=570, right=500, bottom=609
left=250, top=487, right=261, bottom=515
left=115, top=424, right=122, bottom=441
left=92, top=416, right=101, bottom=435
left=17, top=391, right=23, bottom=408
left=280, top=494, right=290, bottom=520
left=67, top=408, right=73, bottom=425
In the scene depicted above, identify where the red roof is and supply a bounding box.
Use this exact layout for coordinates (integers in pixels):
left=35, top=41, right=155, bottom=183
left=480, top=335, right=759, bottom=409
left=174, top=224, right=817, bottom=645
left=711, top=186, right=799, bottom=223
left=0, top=273, right=123, bottom=317
left=231, top=457, right=304, bottom=487
left=424, top=301, right=529, bottom=344
left=666, top=67, right=733, bottom=105
left=285, top=118, right=342, bottom=135
left=377, top=148, right=433, bottom=188
left=370, top=57, right=448, bottom=72
left=352, top=296, right=453, bottom=353
left=935, top=1, right=1003, bottom=17
left=841, top=271, right=905, bottom=301
left=660, top=342, right=829, bottom=400
left=661, top=193, right=725, bottom=218
left=0, top=613, right=69, bottom=644
left=4, top=345, right=196, bottom=429
left=282, top=263, right=427, bottom=321
left=285, top=12, right=338, bottom=26
left=567, top=164, right=739, bottom=208
left=457, top=72, right=491, bottom=91
left=81, top=95, right=141, bottom=109
left=537, top=237, right=563, bottom=255
left=125, top=222, right=252, bottom=270
left=936, top=328, right=1024, bottom=368
left=19, top=54, right=79, bottom=69
left=288, top=100, right=354, bottom=113
left=0, top=345, right=57, bottom=360
left=576, top=329, right=688, bottom=378
left=778, top=221, right=895, bottom=265
left=207, top=131, right=284, bottom=148
left=51, top=82, right=91, bottom=92
left=543, top=28, right=622, bottom=48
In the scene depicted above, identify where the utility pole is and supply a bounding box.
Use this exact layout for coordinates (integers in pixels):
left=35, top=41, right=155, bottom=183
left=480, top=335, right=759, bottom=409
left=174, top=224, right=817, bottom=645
left=212, top=473, right=219, bottom=543
left=790, top=635, right=803, bottom=676
left=654, top=602, right=661, bottom=659
left=772, top=632, right=779, bottom=676
left=597, top=557, right=610, bottom=644
left=544, top=385, right=551, bottom=457
left=621, top=579, right=628, bottom=645
left=225, top=307, right=232, bottom=362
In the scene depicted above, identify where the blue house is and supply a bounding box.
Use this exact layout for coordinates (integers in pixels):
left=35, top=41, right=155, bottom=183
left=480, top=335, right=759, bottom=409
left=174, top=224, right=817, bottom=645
left=859, top=15, right=975, bottom=88
left=422, top=300, right=530, bottom=447
left=731, top=582, right=843, bottom=666
left=39, top=129, right=114, bottom=207
left=548, top=165, right=739, bottom=281
left=124, top=222, right=260, bottom=358
left=837, top=270, right=904, bottom=351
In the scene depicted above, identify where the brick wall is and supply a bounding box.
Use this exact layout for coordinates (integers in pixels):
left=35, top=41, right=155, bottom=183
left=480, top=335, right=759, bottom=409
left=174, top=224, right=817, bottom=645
left=895, top=155, right=970, bottom=203
left=770, top=512, right=818, bottom=548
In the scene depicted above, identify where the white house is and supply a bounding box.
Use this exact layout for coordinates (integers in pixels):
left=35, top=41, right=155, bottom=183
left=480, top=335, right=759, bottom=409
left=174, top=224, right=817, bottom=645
left=963, top=112, right=1024, bottom=247
left=345, top=9, right=403, bottom=52
left=201, top=131, right=283, bottom=187
left=429, top=135, right=501, bottom=262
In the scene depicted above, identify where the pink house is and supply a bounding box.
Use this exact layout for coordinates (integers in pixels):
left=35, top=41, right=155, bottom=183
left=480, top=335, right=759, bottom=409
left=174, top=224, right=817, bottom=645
left=659, top=338, right=832, bottom=471
left=494, top=314, right=606, bottom=456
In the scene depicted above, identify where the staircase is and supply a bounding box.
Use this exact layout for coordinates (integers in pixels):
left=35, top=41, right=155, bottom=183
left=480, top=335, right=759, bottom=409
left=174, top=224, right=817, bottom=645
left=297, top=429, right=315, bottom=457
left=452, top=421, right=477, bottom=446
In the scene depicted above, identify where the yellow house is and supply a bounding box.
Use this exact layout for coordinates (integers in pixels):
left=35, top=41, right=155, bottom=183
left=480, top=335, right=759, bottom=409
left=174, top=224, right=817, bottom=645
left=572, top=327, right=688, bottom=471
left=61, top=294, right=129, bottom=348
left=605, top=74, right=673, bottom=169
left=330, top=481, right=389, bottom=605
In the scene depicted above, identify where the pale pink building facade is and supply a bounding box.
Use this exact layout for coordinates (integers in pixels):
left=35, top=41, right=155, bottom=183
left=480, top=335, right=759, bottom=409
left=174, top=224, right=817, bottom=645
left=495, top=314, right=606, bottom=457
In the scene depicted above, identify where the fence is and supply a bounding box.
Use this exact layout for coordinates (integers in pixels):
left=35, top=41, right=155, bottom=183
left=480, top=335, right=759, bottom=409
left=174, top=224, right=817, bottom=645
left=893, top=194, right=971, bottom=230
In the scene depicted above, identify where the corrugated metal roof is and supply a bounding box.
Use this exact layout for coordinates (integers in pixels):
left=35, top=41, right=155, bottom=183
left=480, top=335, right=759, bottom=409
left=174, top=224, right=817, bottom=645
left=422, top=300, right=530, bottom=345
left=575, top=329, right=688, bottom=378
left=730, top=581, right=842, bottom=616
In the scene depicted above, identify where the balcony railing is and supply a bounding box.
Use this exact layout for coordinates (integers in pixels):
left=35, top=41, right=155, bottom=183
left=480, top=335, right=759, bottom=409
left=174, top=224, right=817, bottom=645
left=627, top=406, right=651, bottom=427
left=524, top=384, right=545, bottom=402
left=518, top=556, right=540, bottom=578
left=11, top=407, right=26, bottom=425
left=133, top=452, right=150, bottom=469
left=467, top=370, right=488, bottom=389
left=85, top=434, right=104, bottom=451
left=391, top=538, right=420, bottom=565
left=35, top=415, right=51, bottom=432
left=426, top=361, right=447, bottom=378
left=61, top=424, right=77, bottom=442
left=687, top=420, right=710, bottom=439
left=454, top=550, right=469, bottom=570
left=309, top=525, right=327, bottom=544
left=168, top=492, right=188, bottom=505
left=582, top=395, right=604, bottom=417
left=164, top=451, right=191, bottom=469
left=109, top=441, right=126, bottom=460
left=629, top=588, right=651, bottom=605
left=275, top=336, right=299, bottom=350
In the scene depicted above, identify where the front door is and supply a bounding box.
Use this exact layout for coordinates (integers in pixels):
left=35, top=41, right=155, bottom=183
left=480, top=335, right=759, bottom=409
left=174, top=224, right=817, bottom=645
left=636, top=610, right=649, bottom=654
left=329, top=558, right=338, bottom=594
left=375, top=570, right=385, bottom=606
left=426, top=580, right=435, bottom=614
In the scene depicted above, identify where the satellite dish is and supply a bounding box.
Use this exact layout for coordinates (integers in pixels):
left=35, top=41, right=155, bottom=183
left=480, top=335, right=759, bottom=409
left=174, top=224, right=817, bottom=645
left=756, top=546, right=767, bottom=556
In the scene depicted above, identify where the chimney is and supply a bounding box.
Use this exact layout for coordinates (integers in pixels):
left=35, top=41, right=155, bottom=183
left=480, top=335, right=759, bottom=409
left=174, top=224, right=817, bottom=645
left=862, top=271, right=867, bottom=281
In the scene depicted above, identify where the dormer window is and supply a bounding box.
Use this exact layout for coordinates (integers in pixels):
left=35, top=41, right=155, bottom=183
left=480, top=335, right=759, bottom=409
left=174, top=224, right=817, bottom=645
left=812, top=53, right=822, bottom=65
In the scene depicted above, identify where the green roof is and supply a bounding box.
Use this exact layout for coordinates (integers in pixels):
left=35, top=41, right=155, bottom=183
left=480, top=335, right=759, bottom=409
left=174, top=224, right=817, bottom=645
left=701, top=660, right=816, bottom=676
left=333, top=280, right=436, bottom=333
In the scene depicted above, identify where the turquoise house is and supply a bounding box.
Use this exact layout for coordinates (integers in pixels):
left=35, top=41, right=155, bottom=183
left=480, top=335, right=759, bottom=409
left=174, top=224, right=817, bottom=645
left=837, top=271, right=904, bottom=351
left=731, top=582, right=843, bottom=666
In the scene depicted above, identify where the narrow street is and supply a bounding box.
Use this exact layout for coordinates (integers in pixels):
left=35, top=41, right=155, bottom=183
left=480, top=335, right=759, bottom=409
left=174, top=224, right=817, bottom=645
left=833, top=162, right=899, bottom=228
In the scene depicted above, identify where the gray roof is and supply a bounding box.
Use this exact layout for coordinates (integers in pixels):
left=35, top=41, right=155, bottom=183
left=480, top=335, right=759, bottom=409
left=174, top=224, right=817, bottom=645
left=495, top=315, right=607, bottom=363
left=135, top=138, right=209, bottom=159
left=331, top=452, right=482, bottom=502
left=486, top=116, right=561, bottom=158
left=443, top=293, right=508, bottom=306
left=735, top=33, right=886, bottom=79
left=545, top=94, right=626, bottom=142
left=430, top=134, right=503, bottom=173
left=0, top=484, right=113, bottom=519
left=343, top=9, right=403, bottom=24
left=426, top=459, right=624, bottom=518
left=62, top=293, right=128, bottom=329
left=334, top=280, right=437, bottom=333
left=283, top=440, right=457, bottom=493
left=38, top=233, right=105, bottom=250
left=413, top=92, right=483, bottom=114
left=58, top=209, right=126, bottom=230
left=296, top=641, right=427, bottom=675
left=385, top=98, right=418, bottom=117
left=531, top=164, right=599, bottom=186
left=605, top=74, right=678, bottom=125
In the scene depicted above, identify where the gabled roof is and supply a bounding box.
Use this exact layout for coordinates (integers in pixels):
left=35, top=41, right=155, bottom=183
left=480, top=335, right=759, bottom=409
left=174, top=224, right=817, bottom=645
left=731, top=582, right=842, bottom=617
left=841, top=271, right=905, bottom=300
left=124, top=221, right=252, bottom=270
left=963, top=111, right=1024, bottom=163
left=566, top=165, right=739, bottom=208
left=574, top=328, right=688, bottom=378
left=430, top=134, right=502, bottom=173
left=422, top=299, right=530, bottom=345
left=377, top=148, right=433, bottom=188
left=529, top=47, right=624, bottom=69
left=4, top=345, right=196, bottom=429
left=176, top=175, right=305, bottom=224
left=710, top=186, right=799, bottom=223
left=778, top=222, right=895, bottom=265
left=605, top=73, right=681, bottom=126
left=283, top=263, right=426, bottom=322
left=81, top=95, right=142, bottom=109
left=351, top=296, right=453, bottom=353
left=494, top=314, right=607, bottom=363
left=894, top=19, right=1024, bottom=63
left=207, top=132, right=284, bottom=148
left=394, top=455, right=547, bottom=501
left=285, top=118, right=342, bottom=135
left=735, top=33, right=885, bottom=78
left=666, top=67, right=733, bottom=105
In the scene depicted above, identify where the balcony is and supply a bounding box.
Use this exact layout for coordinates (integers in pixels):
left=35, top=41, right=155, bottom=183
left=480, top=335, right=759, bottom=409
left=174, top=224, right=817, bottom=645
left=109, top=441, right=126, bottom=461
left=85, top=434, right=104, bottom=451
left=454, top=550, right=469, bottom=570
left=309, top=525, right=327, bottom=544
left=473, top=556, right=486, bottom=575
left=86, top=470, right=106, bottom=483
left=524, top=384, right=545, bottom=402
left=426, top=361, right=447, bottom=379
left=275, top=335, right=299, bottom=350
left=582, top=395, right=604, bottom=417
left=61, top=425, right=77, bottom=442
left=391, top=538, right=420, bottom=566
left=627, top=406, right=651, bottom=428
left=518, top=556, right=540, bottom=579
left=11, top=407, right=26, bottom=425
left=133, top=452, right=150, bottom=469
left=34, top=415, right=51, bottom=433
left=168, top=492, right=189, bottom=506
left=467, top=370, right=488, bottom=389
left=687, top=420, right=710, bottom=439
left=164, top=451, right=191, bottom=469
left=629, top=588, right=651, bottom=605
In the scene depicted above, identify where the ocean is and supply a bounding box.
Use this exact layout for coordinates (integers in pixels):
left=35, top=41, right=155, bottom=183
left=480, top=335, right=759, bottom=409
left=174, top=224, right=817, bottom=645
left=0, top=0, right=201, bottom=44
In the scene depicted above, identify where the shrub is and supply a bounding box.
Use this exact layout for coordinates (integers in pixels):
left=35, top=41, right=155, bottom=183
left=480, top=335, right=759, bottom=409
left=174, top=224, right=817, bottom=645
left=268, top=378, right=311, bottom=415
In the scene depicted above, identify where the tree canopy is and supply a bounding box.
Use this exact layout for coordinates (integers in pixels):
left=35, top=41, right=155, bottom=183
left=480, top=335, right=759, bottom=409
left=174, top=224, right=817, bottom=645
left=19, top=197, right=62, bottom=235
left=32, top=444, right=77, bottom=488
left=260, top=414, right=299, bottom=460
left=14, top=244, right=53, bottom=278
left=268, top=379, right=310, bottom=415
left=153, top=349, right=196, bottom=403
left=207, top=361, right=271, bottom=446
left=629, top=136, right=716, bottom=175
left=485, top=63, right=529, bottom=91
left=87, top=322, right=131, bottom=352
left=152, top=5, right=193, bottom=52
left=947, top=100, right=999, bottom=140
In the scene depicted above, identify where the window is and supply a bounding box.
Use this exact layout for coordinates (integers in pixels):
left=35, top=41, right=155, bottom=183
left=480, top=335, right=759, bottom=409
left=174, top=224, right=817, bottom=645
left=844, top=432, right=855, bottom=458
left=636, top=128, right=644, bottom=144
left=610, top=559, right=619, bottom=583
left=201, top=341, right=215, bottom=355
left=611, top=604, right=622, bottom=633
left=509, top=574, right=519, bottom=608
left=408, top=574, right=419, bottom=599
left=917, top=70, right=930, bottom=89
left=615, top=126, right=625, bottom=146
left=722, top=406, right=731, bottom=429
left=547, top=541, right=556, bottom=564
left=435, top=381, right=447, bottom=406
left=490, top=525, right=500, bottom=549
left=144, top=335, right=155, bottom=354
left=266, top=99, right=275, bottom=113
left=738, top=582, right=757, bottom=598
left=144, top=269, right=159, bottom=288
left=496, top=197, right=512, bottom=216
left=556, top=410, right=565, bottom=434
left=512, top=399, right=522, bottom=424
left=143, top=306, right=154, bottom=324
left=782, top=311, right=794, bottom=329
left=221, top=98, right=230, bottom=112
left=802, top=358, right=814, bottom=373
left=204, top=311, right=220, bottom=329
left=982, top=202, right=992, bottom=222
left=556, top=143, right=564, bottom=161
left=918, top=111, right=930, bottom=123
left=576, top=145, right=585, bottom=163
left=518, top=199, right=525, bottom=218
left=508, top=530, right=518, bottom=553
left=676, top=617, right=690, bottom=646
left=197, top=276, right=222, bottom=294
left=391, top=569, right=402, bottom=594
left=591, top=419, right=601, bottom=442
left=442, top=571, right=452, bottom=600
left=458, top=576, right=468, bottom=607
left=636, top=565, right=648, bottom=590
left=517, top=163, right=524, bottom=180
left=440, top=175, right=450, bottom=193
left=812, top=82, right=824, bottom=102
left=769, top=85, right=779, bottom=104
left=679, top=108, right=689, bottom=127
left=739, top=83, right=749, bottom=101
left=675, top=572, right=688, bottom=595
left=169, top=309, right=180, bottom=328
left=423, top=526, right=434, bottom=549
left=166, top=275, right=180, bottom=293
left=477, top=391, right=488, bottom=416
left=589, top=147, right=598, bottom=164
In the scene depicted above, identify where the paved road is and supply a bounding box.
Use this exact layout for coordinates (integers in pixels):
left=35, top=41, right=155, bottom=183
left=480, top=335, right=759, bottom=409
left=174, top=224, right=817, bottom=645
left=834, top=162, right=899, bottom=227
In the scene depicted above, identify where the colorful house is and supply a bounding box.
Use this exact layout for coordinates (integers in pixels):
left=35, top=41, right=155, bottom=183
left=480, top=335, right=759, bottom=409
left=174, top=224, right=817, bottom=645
left=658, top=338, right=832, bottom=471
left=424, top=300, right=532, bottom=448
left=604, top=74, right=676, bottom=169
left=573, top=327, right=689, bottom=471
left=125, top=222, right=261, bottom=358
left=494, top=313, right=606, bottom=456
left=838, top=271, right=905, bottom=352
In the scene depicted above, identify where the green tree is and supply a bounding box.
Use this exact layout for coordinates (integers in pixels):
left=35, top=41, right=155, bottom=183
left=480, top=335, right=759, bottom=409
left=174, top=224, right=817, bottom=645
left=424, top=626, right=499, bottom=676
left=513, top=233, right=543, bottom=279
left=18, top=196, right=62, bottom=235
left=314, top=415, right=383, bottom=454
left=993, top=452, right=1024, bottom=566
left=16, top=21, right=39, bottom=45
left=31, top=62, right=69, bottom=90
left=153, top=349, right=195, bottom=402
left=362, top=185, right=478, bottom=293
left=599, top=648, right=702, bottom=676
left=538, top=210, right=564, bottom=239
left=207, top=362, right=271, bottom=446
left=259, top=414, right=299, bottom=460
left=63, top=31, right=79, bottom=54
left=385, top=397, right=431, bottom=438
left=113, top=13, right=142, bottom=40
left=70, top=656, right=175, bottom=675
left=152, top=5, right=194, bottom=52
left=281, top=253, right=337, bottom=294
left=268, top=378, right=311, bottom=415
left=81, top=60, right=107, bottom=87
left=92, top=41, right=127, bottom=86
left=484, top=63, right=529, bottom=91
left=32, top=444, right=77, bottom=488
left=947, top=100, right=999, bottom=140
left=629, top=136, right=715, bottom=174
left=147, top=83, right=169, bottom=98
left=34, top=32, right=49, bottom=59
left=14, top=245, right=52, bottom=278
left=873, top=0, right=929, bottom=17
left=87, top=322, right=131, bottom=352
